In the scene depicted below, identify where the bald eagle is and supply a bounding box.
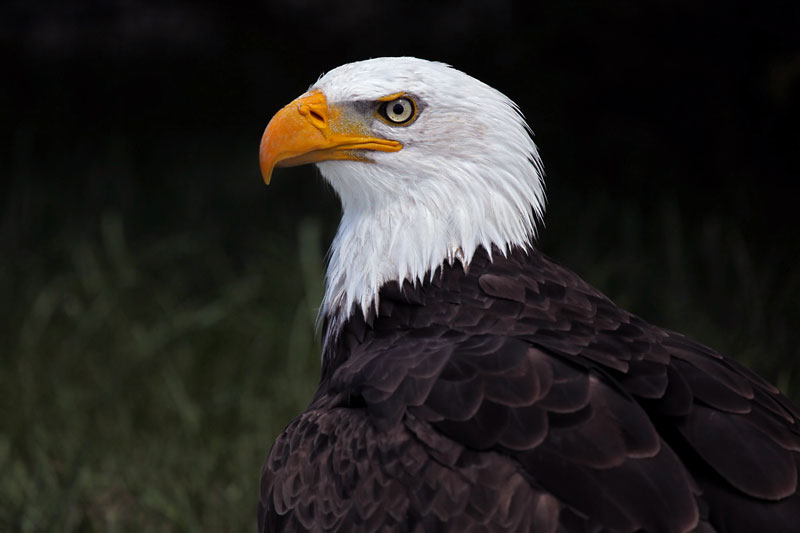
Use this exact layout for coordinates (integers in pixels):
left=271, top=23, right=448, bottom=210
left=257, top=58, right=800, bottom=532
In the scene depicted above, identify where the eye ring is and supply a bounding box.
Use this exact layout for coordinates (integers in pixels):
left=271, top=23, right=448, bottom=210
left=378, top=96, right=417, bottom=125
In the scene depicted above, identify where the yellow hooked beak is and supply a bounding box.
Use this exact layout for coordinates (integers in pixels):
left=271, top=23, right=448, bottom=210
left=259, top=90, right=403, bottom=184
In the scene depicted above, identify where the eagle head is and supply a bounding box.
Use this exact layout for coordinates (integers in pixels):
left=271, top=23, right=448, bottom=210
left=260, top=57, right=545, bottom=329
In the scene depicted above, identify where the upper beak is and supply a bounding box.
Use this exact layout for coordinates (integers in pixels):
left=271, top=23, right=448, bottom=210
left=259, top=90, right=402, bottom=184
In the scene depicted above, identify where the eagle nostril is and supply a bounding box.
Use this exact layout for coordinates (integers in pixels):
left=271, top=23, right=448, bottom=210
left=309, top=109, right=325, bottom=125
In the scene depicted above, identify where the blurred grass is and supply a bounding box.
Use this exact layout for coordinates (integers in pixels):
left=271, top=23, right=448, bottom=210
left=0, top=213, right=324, bottom=532
left=1, top=192, right=798, bottom=531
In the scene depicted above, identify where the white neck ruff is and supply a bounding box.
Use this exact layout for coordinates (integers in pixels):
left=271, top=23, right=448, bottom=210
left=318, top=151, right=544, bottom=340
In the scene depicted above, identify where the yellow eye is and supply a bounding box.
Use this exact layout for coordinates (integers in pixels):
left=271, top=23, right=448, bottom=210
left=379, top=97, right=416, bottom=125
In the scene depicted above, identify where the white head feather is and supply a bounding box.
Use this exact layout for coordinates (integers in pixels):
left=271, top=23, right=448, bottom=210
left=311, top=57, right=545, bottom=337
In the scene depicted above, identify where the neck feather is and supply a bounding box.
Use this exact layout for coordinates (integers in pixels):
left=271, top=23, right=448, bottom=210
left=318, top=156, right=544, bottom=341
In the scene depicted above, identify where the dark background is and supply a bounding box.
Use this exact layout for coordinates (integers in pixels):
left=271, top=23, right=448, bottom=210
left=3, top=1, right=799, bottom=530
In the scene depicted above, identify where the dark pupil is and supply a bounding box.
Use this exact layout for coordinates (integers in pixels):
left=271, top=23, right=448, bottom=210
left=392, top=103, right=405, bottom=116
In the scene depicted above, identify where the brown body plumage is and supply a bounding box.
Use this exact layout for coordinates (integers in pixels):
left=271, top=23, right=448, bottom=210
left=260, top=246, right=800, bottom=532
